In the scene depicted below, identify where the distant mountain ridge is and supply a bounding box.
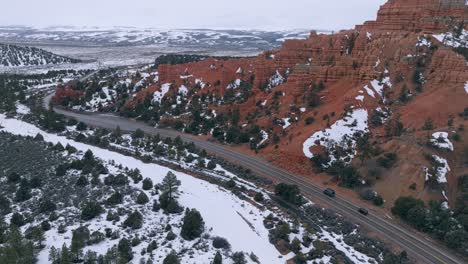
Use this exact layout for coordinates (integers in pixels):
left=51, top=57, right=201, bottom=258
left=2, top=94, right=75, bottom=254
left=0, top=26, right=322, bottom=50
left=0, top=43, right=80, bottom=67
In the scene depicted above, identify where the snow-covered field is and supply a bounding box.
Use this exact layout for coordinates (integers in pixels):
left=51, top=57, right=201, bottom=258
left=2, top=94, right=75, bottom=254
left=0, top=114, right=283, bottom=264
left=0, top=26, right=316, bottom=49
left=0, top=43, right=261, bottom=75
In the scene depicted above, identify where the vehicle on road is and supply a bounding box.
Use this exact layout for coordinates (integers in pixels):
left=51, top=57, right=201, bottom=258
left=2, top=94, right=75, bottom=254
left=358, top=208, right=369, bottom=215
left=323, top=188, right=336, bottom=197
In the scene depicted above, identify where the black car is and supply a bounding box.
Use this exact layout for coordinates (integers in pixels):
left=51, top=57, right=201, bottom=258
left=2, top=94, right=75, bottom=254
left=358, top=208, right=369, bottom=215
left=323, top=188, right=336, bottom=197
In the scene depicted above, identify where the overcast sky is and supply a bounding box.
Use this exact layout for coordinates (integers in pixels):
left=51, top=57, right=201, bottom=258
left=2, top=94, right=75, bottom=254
left=1, top=0, right=387, bottom=30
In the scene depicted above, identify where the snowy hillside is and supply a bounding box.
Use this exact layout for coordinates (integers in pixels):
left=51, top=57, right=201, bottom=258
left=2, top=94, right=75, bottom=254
left=0, top=43, right=80, bottom=67
left=0, top=26, right=321, bottom=50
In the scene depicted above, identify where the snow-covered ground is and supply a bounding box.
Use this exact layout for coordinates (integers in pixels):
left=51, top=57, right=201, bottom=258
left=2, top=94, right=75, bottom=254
left=424, top=155, right=450, bottom=184
left=0, top=26, right=314, bottom=49
left=153, top=83, right=171, bottom=103
left=433, top=29, right=468, bottom=48
left=430, top=132, right=454, bottom=151
left=267, top=71, right=285, bottom=90
left=0, top=114, right=283, bottom=264
left=86, top=87, right=115, bottom=111
left=303, top=109, right=369, bottom=162
left=370, top=77, right=392, bottom=100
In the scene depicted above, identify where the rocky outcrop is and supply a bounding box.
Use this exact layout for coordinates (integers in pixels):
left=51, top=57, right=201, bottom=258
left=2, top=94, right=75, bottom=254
left=357, top=0, right=467, bottom=33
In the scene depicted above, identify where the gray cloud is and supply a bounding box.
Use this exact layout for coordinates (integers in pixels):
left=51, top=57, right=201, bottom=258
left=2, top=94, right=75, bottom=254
left=1, top=0, right=387, bottom=30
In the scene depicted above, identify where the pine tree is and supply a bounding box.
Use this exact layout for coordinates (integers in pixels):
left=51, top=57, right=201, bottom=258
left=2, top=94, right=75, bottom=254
left=212, top=251, right=223, bottom=264
left=161, top=171, right=181, bottom=200
left=159, top=172, right=183, bottom=213
left=48, top=246, right=59, bottom=264
left=106, top=191, right=123, bottom=205
left=15, top=178, right=32, bottom=202
left=30, top=226, right=45, bottom=248
left=10, top=212, right=24, bottom=227
left=207, top=160, right=217, bottom=170
left=60, top=243, right=72, bottom=264
left=71, top=226, right=89, bottom=262
left=136, top=192, right=149, bottom=205
left=181, top=208, right=205, bottom=240
left=142, top=178, right=153, bottom=190
left=81, top=202, right=103, bottom=220
left=0, top=226, right=34, bottom=264
left=76, top=175, right=89, bottom=187
left=117, top=238, right=133, bottom=262
left=123, top=210, right=143, bottom=230
left=0, top=195, right=11, bottom=215
left=163, top=250, right=180, bottom=264
left=232, top=252, right=247, bottom=264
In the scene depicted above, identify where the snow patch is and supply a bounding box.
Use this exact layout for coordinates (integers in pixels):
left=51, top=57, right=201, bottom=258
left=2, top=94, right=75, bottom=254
left=363, top=85, right=376, bottom=98
left=355, top=95, right=364, bottom=102
left=267, top=70, right=285, bottom=90
left=430, top=132, right=454, bottom=151
left=178, top=85, right=188, bottom=96
left=433, top=29, right=467, bottom=48
left=153, top=83, right=171, bottom=103
left=370, top=77, right=392, bottom=99
left=303, top=109, right=369, bottom=161
left=425, top=155, right=450, bottom=184
left=282, top=118, right=291, bottom=129
left=227, top=79, right=241, bottom=89
left=258, top=130, right=269, bottom=146
left=15, top=103, right=31, bottom=115
left=195, top=78, right=206, bottom=89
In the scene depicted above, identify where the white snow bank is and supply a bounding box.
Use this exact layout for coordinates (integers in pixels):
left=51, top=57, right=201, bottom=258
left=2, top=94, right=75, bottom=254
left=432, top=155, right=450, bottom=183
left=425, top=155, right=450, bottom=184
left=0, top=115, right=283, bottom=264
left=431, top=132, right=454, bottom=151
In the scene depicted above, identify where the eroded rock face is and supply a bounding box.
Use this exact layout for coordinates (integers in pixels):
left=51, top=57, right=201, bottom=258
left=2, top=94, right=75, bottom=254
left=357, top=0, right=467, bottom=33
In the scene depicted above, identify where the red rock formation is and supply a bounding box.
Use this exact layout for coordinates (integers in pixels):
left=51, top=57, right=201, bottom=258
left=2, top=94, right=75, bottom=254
left=357, top=0, right=467, bottom=33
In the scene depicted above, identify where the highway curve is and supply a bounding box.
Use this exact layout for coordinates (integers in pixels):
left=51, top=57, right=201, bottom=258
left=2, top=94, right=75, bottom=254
left=43, top=93, right=464, bottom=264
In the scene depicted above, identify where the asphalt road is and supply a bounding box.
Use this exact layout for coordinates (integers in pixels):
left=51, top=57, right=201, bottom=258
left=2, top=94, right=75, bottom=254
left=43, top=93, right=464, bottom=264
